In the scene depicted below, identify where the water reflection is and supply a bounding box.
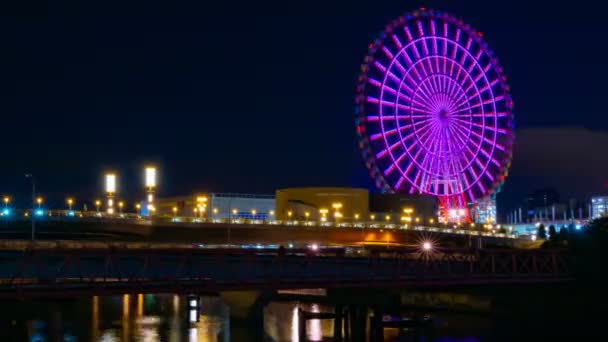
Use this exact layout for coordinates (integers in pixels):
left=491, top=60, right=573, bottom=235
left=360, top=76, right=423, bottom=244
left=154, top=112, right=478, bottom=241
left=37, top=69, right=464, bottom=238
left=18, top=294, right=231, bottom=341
left=10, top=293, right=490, bottom=341
left=266, top=302, right=334, bottom=342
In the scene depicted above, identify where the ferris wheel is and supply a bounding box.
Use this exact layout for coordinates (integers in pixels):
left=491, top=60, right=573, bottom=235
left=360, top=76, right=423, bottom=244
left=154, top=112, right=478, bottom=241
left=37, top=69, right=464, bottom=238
left=355, top=9, right=514, bottom=220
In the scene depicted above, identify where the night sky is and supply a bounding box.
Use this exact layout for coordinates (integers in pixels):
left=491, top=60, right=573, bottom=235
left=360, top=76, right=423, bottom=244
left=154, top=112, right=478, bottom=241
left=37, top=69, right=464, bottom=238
left=2, top=0, right=608, bottom=215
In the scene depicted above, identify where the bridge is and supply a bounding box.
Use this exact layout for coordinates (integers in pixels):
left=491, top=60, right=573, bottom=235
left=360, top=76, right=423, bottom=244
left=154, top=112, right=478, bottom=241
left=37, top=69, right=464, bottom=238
left=0, top=242, right=570, bottom=297
left=0, top=210, right=529, bottom=249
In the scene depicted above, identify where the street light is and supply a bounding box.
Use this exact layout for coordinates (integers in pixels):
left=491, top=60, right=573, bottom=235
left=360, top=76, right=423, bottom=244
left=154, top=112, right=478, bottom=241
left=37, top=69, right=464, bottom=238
left=36, top=197, right=43, bottom=209
left=118, top=201, right=124, bottom=213
left=145, top=166, right=156, bottom=205
left=3, top=196, right=9, bottom=209
left=173, top=206, right=178, bottom=218
left=135, top=203, right=141, bottom=213
left=105, top=173, right=116, bottom=214
left=287, top=211, right=293, bottom=220
left=251, top=209, right=257, bottom=219
left=95, top=200, right=101, bottom=213
left=305, top=211, right=310, bottom=221
left=67, top=198, right=74, bottom=211
left=319, top=208, right=328, bottom=223
left=232, top=208, right=238, bottom=220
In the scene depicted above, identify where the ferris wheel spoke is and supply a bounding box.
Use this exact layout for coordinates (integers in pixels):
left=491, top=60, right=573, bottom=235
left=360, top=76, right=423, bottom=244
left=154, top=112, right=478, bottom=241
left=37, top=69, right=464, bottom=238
left=477, top=78, right=500, bottom=96
left=373, top=61, right=404, bottom=86
left=453, top=120, right=505, bottom=152
left=478, top=144, right=501, bottom=168
left=453, top=117, right=507, bottom=135
left=369, top=78, right=431, bottom=111
left=381, top=46, right=407, bottom=76
left=366, top=114, right=411, bottom=122
left=467, top=49, right=483, bottom=75
left=451, top=112, right=507, bottom=118
left=417, top=80, right=440, bottom=108
left=406, top=31, right=422, bottom=61
left=449, top=125, right=480, bottom=170
left=451, top=95, right=504, bottom=115
left=417, top=21, right=430, bottom=56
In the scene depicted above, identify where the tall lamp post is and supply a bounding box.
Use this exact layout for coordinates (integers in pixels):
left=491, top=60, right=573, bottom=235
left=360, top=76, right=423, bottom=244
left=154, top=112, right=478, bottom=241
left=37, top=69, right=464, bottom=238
left=145, top=166, right=156, bottom=216
left=25, top=174, right=35, bottom=241
left=105, top=173, right=116, bottom=214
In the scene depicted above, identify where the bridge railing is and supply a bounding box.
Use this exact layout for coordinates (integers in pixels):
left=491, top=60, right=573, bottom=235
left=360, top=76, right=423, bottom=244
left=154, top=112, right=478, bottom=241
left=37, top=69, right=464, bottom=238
left=5, top=210, right=520, bottom=240
left=0, top=246, right=571, bottom=295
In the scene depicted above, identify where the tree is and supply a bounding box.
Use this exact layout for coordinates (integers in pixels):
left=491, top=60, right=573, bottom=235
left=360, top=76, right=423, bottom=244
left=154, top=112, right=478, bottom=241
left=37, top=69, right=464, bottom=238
left=558, top=227, right=568, bottom=241
left=548, top=225, right=558, bottom=243
left=537, top=224, right=547, bottom=239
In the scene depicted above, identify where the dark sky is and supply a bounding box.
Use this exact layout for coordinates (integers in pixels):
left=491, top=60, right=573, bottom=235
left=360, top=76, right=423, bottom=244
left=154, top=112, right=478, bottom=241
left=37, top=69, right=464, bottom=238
left=1, top=0, right=608, bottom=214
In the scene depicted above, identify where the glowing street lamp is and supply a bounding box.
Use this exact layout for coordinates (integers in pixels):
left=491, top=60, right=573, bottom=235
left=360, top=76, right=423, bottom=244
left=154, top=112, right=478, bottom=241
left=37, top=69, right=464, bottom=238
left=370, top=214, right=376, bottom=221
left=305, top=211, right=310, bottom=221
left=95, top=200, right=101, bottom=213
left=213, top=208, right=218, bottom=217
left=193, top=207, right=199, bottom=217
left=231, top=208, right=238, bottom=219
left=118, top=201, right=124, bottom=213
left=135, top=203, right=141, bottom=214
left=429, top=218, right=435, bottom=225
left=173, top=206, right=178, bottom=218
left=67, top=198, right=74, bottom=211
left=251, top=209, right=257, bottom=219
left=144, top=166, right=156, bottom=203
left=36, top=197, right=43, bottom=209
left=287, top=211, right=293, bottom=220
left=3, top=196, right=9, bottom=209
left=385, top=215, right=390, bottom=222
left=105, top=173, right=116, bottom=214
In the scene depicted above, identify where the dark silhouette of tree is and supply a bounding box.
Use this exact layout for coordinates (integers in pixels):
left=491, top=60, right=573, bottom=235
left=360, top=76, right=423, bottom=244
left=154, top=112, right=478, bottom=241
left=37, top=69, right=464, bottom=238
left=548, top=225, right=558, bottom=243
left=537, top=224, right=547, bottom=239
left=558, top=227, right=568, bottom=242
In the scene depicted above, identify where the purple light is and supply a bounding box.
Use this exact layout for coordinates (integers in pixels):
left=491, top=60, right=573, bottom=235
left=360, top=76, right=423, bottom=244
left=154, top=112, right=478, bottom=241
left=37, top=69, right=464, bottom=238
left=356, top=11, right=514, bottom=207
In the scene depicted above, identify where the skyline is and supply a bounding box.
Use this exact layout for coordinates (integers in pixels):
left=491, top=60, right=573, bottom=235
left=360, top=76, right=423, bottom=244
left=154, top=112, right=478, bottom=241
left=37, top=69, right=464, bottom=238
left=2, top=0, right=608, bottom=215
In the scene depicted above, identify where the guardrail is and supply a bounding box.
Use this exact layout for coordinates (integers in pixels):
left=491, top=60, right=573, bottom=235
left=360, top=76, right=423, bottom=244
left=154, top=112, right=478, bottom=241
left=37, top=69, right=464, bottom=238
left=0, top=246, right=570, bottom=296
left=1, top=209, right=520, bottom=239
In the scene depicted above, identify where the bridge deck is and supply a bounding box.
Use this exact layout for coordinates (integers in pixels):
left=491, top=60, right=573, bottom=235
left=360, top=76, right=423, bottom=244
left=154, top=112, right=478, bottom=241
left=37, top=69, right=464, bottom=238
left=0, top=246, right=571, bottom=297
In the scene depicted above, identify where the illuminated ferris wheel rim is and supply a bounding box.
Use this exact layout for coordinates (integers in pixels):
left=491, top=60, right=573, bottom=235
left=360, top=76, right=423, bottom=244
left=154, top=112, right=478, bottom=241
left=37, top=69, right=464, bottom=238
left=355, top=8, right=514, bottom=204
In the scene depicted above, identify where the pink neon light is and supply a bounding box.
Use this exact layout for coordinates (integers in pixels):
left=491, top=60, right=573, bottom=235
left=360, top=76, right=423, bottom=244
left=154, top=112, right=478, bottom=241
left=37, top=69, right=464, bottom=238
left=357, top=12, right=513, bottom=203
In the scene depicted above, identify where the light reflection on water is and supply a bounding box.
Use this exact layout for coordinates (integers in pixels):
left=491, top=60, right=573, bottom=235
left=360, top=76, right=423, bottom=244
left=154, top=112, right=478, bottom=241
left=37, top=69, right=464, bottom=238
left=23, top=294, right=232, bottom=342
left=265, top=302, right=333, bottom=342
left=8, top=293, right=487, bottom=341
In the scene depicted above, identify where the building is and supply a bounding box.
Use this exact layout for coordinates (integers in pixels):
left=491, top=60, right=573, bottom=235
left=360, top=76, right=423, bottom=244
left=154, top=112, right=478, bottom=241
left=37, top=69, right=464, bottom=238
left=369, top=193, right=436, bottom=224
left=591, top=196, right=608, bottom=219
left=275, top=187, right=368, bottom=221
left=156, top=193, right=275, bottom=220
left=471, top=195, right=497, bottom=224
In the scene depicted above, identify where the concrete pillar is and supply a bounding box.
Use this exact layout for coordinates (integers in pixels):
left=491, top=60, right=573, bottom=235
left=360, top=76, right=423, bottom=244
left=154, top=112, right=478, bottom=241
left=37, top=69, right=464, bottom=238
left=333, top=304, right=343, bottom=342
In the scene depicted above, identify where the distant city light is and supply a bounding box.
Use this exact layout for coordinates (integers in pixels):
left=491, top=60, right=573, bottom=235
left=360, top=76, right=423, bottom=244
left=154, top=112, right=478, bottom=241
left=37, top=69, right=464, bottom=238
left=145, top=167, right=156, bottom=188
left=2, top=209, right=9, bottom=216
left=67, top=210, right=75, bottom=217
left=35, top=209, right=44, bottom=216
left=309, top=244, right=319, bottom=251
